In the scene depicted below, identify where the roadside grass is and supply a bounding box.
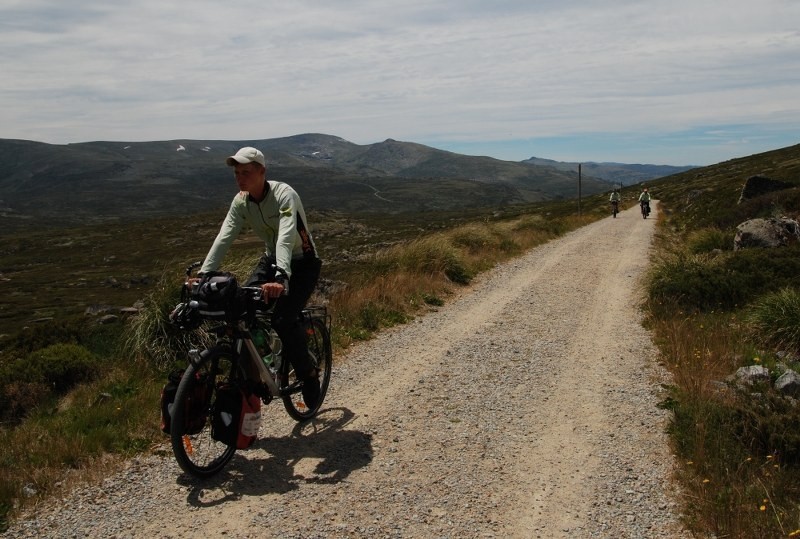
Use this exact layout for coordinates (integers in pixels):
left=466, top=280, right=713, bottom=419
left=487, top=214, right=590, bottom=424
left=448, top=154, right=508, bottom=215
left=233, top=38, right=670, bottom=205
left=649, top=276, right=800, bottom=538
left=328, top=213, right=589, bottom=349
left=642, top=146, right=800, bottom=539
left=0, top=358, right=161, bottom=528
left=0, top=194, right=606, bottom=530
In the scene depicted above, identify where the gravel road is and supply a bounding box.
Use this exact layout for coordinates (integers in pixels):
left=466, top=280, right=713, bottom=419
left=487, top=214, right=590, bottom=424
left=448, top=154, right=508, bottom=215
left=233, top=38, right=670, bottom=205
left=4, top=202, right=691, bottom=538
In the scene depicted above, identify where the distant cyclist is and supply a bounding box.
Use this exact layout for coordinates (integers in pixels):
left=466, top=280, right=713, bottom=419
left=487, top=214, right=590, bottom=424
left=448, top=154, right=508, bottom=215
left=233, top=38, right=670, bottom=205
left=609, top=189, right=621, bottom=218
left=638, top=188, right=651, bottom=217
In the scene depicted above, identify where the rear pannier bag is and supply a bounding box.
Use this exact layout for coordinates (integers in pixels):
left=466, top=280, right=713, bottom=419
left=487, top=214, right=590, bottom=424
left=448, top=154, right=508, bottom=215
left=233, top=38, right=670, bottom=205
left=210, top=383, right=261, bottom=449
left=160, top=369, right=210, bottom=435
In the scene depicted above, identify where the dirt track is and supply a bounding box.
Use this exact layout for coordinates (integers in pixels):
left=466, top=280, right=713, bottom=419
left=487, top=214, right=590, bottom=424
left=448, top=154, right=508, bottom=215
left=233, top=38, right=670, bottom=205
left=4, top=201, right=690, bottom=538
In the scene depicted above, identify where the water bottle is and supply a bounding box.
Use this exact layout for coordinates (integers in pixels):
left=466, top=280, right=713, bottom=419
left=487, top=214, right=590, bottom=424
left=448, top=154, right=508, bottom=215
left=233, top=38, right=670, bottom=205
left=267, top=328, right=282, bottom=355
left=268, top=328, right=283, bottom=371
left=251, top=327, right=274, bottom=370
left=263, top=350, right=276, bottom=371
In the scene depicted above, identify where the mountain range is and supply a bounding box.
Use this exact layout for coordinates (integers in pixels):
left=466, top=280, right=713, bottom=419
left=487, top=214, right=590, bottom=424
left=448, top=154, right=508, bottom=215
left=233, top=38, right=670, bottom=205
left=0, top=134, right=692, bottom=230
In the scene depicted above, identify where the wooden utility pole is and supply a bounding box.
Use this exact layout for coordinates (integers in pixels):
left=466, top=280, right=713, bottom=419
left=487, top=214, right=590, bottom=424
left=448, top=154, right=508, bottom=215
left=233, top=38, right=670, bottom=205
left=578, top=163, right=582, bottom=216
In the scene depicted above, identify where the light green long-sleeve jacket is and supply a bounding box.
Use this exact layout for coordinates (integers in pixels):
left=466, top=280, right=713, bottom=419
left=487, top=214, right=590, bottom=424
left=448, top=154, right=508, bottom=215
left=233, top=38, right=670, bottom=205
left=200, top=181, right=317, bottom=279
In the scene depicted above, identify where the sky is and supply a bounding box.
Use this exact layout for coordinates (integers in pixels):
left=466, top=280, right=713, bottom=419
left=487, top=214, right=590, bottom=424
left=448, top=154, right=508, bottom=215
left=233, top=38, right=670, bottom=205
left=1, top=0, right=799, bottom=166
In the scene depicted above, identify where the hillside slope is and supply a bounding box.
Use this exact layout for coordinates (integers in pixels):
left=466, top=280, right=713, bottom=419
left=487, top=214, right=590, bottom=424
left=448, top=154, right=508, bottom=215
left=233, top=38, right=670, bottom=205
left=523, top=156, right=695, bottom=185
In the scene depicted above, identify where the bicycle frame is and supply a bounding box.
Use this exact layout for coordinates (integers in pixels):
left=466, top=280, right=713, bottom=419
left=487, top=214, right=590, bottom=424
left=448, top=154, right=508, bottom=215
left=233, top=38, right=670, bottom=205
left=240, top=322, right=283, bottom=397
left=197, top=305, right=328, bottom=402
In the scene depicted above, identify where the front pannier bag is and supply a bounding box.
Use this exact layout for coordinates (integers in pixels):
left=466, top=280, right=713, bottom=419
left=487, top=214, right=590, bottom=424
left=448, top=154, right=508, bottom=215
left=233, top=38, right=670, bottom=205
left=160, top=370, right=210, bottom=435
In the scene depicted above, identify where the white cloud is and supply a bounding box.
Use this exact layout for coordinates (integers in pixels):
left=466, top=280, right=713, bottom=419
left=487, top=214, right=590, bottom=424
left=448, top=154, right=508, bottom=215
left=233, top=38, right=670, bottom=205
left=0, top=0, right=798, bottom=164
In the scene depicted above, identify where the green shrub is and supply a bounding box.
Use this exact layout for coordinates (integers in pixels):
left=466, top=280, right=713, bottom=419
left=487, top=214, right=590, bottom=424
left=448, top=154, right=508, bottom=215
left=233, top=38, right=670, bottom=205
left=648, top=253, right=749, bottom=312
left=422, top=293, right=444, bottom=306
left=2, top=319, right=90, bottom=357
left=733, top=392, right=800, bottom=466
left=0, top=381, right=50, bottom=422
left=667, top=389, right=748, bottom=469
left=649, top=246, right=800, bottom=313
left=17, top=344, right=99, bottom=393
left=512, top=213, right=569, bottom=236
left=724, top=247, right=800, bottom=293
left=449, top=224, right=495, bottom=253
left=377, top=236, right=473, bottom=285
left=0, top=343, right=100, bottom=423
left=686, top=228, right=733, bottom=254
left=746, top=288, right=800, bottom=354
left=356, top=302, right=408, bottom=332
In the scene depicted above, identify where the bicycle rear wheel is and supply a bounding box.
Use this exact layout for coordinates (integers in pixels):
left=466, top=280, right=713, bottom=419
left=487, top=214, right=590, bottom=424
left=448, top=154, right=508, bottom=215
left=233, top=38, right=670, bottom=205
left=170, top=346, right=238, bottom=478
left=281, top=314, right=332, bottom=421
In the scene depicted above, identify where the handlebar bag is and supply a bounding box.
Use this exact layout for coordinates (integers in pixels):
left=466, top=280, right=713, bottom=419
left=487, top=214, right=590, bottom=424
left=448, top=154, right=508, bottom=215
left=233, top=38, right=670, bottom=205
left=192, top=272, right=244, bottom=320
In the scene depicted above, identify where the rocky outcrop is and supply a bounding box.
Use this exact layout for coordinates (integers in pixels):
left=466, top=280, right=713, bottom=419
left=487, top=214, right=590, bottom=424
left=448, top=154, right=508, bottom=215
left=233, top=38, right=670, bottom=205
left=733, top=217, right=800, bottom=250
left=775, top=370, right=800, bottom=398
left=731, top=363, right=800, bottom=399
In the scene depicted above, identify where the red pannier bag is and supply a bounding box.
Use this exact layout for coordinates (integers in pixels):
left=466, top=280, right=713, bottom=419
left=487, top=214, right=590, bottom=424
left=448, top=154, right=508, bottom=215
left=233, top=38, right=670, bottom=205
left=210, top=383, right=261, bottom=449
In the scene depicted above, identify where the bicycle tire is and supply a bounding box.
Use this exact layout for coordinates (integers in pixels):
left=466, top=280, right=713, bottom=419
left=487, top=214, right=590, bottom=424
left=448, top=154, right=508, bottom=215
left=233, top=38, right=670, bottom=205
left=281, top=316, right=332, bottom=421
left=170, top=346, right=238, bottom=478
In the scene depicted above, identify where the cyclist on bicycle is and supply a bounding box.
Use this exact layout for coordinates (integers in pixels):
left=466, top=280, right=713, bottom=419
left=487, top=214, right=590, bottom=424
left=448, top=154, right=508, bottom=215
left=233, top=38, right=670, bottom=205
left=638, top=187, right=651, bottom=215
left=609, top=189, right=621, bottom=217
left=199, top=147, right=322, bottom=407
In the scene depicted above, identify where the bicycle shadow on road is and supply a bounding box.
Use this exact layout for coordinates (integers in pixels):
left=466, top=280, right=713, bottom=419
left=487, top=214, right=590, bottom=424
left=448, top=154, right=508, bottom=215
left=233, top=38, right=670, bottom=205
left=178, top=406, right=373, bottom=507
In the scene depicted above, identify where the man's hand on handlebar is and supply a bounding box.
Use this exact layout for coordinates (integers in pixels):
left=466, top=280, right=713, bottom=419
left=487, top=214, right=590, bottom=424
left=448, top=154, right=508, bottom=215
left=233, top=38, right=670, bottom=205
left=260, top=282, right=285, bottom=299
left=184, top=265, right=286, bottom=299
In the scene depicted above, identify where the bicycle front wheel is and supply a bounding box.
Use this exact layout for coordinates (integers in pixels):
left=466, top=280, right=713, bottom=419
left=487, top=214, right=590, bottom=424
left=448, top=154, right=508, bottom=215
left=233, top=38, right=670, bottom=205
left=170, top=346, right=238, bottom=478
left=281, top=316, right=332, bottom=421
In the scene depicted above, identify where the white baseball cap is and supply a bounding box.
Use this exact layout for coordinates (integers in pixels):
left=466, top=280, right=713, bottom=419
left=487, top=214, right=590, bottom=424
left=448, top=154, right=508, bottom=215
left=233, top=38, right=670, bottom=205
left=226, top=147, right=265, bottom=167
